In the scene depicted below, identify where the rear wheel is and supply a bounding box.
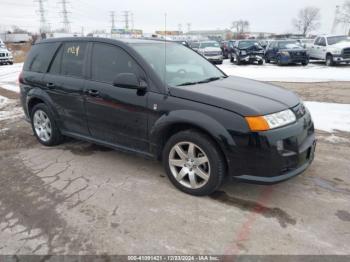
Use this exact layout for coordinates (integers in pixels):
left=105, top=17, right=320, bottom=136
left=258, top=60, right=264, bottom=65
left=163, top=130, right=226, bottom=196
left=302, top=60, right=309, bottom=66
left=31, top=103, right=63, bottom=146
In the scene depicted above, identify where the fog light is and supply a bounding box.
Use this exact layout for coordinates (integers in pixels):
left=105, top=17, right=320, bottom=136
left=276, top=140, right=284, bottom=151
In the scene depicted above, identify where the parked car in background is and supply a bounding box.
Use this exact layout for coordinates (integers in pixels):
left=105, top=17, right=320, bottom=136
left=189, top=41, right=200, bottom=52
left=265, top=40, right=309, bottom=66
left=229, top=40, right=264, bottom=65
left=20, top=37, right=315, bottom=196
left=0, top=41, right=14, bottom=65
left=198, top=41, right=223, bottom=64
left=172, top=40, right=190, bottom=48
left=297, top=39, right=314, bottom=49
left=307, top=35, right=350, bottom=66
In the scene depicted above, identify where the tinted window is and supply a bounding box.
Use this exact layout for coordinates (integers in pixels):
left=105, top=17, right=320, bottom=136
left=91, top=43, right=142, bottom=84
left=61, top=42, right=87, bottom=77
left=24, top=43, right=59, bottom=73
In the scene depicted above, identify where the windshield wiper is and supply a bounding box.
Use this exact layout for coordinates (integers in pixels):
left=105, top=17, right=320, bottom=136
left=177, top=77, right=223, bottom=87
left=197, top=77, right=221, bottom=84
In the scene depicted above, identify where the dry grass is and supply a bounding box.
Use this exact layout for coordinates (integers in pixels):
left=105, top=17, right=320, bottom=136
left=7, top=43, right=32, bottom=63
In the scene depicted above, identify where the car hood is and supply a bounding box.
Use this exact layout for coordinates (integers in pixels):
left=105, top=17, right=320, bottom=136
left=169, top=76, right=300, bottom=116
left=329, top=41, right=350, bottom=49
left=201, top=47, right=221, bottom=52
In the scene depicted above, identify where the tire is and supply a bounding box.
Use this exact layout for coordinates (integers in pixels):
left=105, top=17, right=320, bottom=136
left=9, top=62, right=13, bottom=65
left=217, top=61, right=223, bottom=65
left=30, top=103, right=63, bottom=146
left=277, top=56, right=283, bottom=66
left=302, top=60, right=309, bottom=66
left=162, top=130, right=226, bottom=196
left=258, top=60, right=264, bottom=65
left=234, top=54, right=241, bottom=65
left=326, top=54, right=334, bottom=66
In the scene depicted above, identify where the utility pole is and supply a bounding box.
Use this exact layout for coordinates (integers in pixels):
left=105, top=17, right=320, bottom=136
left=35, top=0, right=49, bottom=33
left=130, top=12, right=134, bottom=30
left=59, top=0, right=71, bottom=33
left=187, top=23, right=191, bottom=33
left=110, top=11, right=116, bottom=33
left=122, top=10, right=130, bottom=30
left=331, top=5, right=340, bottom=34
left=178, top=23, right=182, bottom=34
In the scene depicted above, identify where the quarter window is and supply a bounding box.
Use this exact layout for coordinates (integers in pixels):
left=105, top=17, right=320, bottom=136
left=61, top=42, right=87, bottom=77
left=91, top=43, right=142, bottom=84
left=23, top=43, right=59, bottom=73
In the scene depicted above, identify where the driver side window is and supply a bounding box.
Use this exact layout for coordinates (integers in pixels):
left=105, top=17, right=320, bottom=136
left=91, top=43, right=143, bottom=84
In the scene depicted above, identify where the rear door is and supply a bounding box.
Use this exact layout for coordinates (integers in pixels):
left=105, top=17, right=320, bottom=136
left=43, top=41, right=89, bottom=135
left=84, top=42, right=149, bottom=152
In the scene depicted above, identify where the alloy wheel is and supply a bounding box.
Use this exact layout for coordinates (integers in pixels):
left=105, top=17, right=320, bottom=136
left=168, top=142, right=210, bottom=189
left=33, top=110, right=52, bottom=142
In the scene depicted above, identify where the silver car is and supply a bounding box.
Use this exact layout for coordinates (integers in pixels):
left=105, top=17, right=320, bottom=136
left=198, top=41, right=223, bottom=64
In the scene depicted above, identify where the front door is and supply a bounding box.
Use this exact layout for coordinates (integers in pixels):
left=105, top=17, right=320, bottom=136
left=84, top=43, right=149, bottom=152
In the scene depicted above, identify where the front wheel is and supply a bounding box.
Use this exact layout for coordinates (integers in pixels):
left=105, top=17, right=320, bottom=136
left=31, top=103, right=63, bottom=146
left=302, top=60, right=309, bottom=66
left=326, top=54, right=334, bottom=66
left=163, top=130, right=226, bottom=196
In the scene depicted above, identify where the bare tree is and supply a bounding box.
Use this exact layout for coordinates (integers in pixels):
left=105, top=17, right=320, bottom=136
left=231, top=20, right=250, bottom=34
left=293, top=7, right=321, bottom=36
left=338, top=1, right=350, bottom=35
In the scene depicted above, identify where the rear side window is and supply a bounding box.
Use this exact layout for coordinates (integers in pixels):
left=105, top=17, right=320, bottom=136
left=61, top=42, right=88, bottom=77
left=24, top=43, right=59, bottom=73
left=91, top=43, right=142, bottom=84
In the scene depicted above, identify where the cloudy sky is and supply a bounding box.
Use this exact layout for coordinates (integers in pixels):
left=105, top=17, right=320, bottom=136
left=0, top=0, right=348, bottom=34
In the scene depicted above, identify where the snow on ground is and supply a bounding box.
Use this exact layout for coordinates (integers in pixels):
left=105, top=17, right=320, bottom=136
left=0, top=63, right=22, bottom=93
left=305, top=101, right=350, bottom=133
left=0, top=95, right=23, bottom=121
left=218, top=60, right=350, bottom=82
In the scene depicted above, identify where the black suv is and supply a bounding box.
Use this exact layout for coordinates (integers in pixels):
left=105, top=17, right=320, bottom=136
left=229, top=40, right=265, bottom=65
left=20, top=37, right=316, bottom=196
left=265, top=40, right=309, bottom=66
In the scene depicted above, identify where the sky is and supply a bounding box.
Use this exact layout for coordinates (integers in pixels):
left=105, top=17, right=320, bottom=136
left=0, top=0, right=348, bottom=35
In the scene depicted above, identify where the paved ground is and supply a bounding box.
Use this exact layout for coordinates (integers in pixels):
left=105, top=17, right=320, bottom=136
left=0, top=82, right=350, bottom=255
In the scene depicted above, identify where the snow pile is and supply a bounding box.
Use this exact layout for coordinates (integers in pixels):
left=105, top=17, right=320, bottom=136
left=0, top=63, right=22, bottom=93
left=305, top=101, right=350, bottom=133
left=0, top=95, right=23, bottom=121
left=218, top=60, right=350, bottom=82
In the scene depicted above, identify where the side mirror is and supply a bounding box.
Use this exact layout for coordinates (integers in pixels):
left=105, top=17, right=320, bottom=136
left=113, top=73, right=147, bottom=91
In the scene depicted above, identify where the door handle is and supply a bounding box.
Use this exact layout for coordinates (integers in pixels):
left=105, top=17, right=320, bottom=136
left=86, top=89, right=100, bottom=97
left=46, top=82, right=55, bottom=88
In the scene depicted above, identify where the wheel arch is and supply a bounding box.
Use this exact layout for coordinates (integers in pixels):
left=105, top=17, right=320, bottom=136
left=150, top=110, right=237, bottom=170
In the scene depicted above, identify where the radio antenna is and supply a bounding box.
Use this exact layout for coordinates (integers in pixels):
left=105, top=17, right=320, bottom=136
left=164, top=13, right=168, bottom=93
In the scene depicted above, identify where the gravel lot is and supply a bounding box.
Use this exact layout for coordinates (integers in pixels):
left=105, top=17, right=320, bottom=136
left=0, top=81, right=349, bottom=255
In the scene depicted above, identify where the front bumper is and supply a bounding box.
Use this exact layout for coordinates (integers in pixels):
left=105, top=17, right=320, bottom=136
left=240, top=54, right=264, bottom=62
left=228, top=105, right=316, bottom=184
left=280, top=55, right=309, bottom=64
left=332, top=55, right=350, bottom=63
left=0, top=57, right=13, bottom=63
left=205, top=55, right=223, bottom=62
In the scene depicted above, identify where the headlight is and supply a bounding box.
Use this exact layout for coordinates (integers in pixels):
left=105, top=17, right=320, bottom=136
left=245, top=109, right=296, bottom=131
left=241, top=50, right=247, bottom=55
left=332, top=49, right=341, bottom=55
left=280, top=51, right=290, bottom=56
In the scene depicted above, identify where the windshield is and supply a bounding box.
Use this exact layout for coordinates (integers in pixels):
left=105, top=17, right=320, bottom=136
left=238, top=41, right=261, bottom=49
left=278, top=41, right=301, bottom=49
left=200, top=42, right=220, bottom=48
left=327, top=36, right=349, bottom=45
left=133, top=43, right=225, bottom=87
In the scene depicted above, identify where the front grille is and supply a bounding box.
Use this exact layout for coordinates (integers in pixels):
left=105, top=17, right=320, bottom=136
left=343, top=48, right=350, bottom=58
left=205, top=51, right=221, bottom=56
left=290, top=51, right=307, bottom=59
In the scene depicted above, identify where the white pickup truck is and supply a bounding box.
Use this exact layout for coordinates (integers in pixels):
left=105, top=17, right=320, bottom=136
left=307, top=35, right=350, bottom=66
left=0, top=39, right=14, bottom=65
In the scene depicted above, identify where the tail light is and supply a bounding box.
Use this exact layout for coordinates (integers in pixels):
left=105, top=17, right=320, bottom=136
left=18, top=71, right=24, bottom=84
